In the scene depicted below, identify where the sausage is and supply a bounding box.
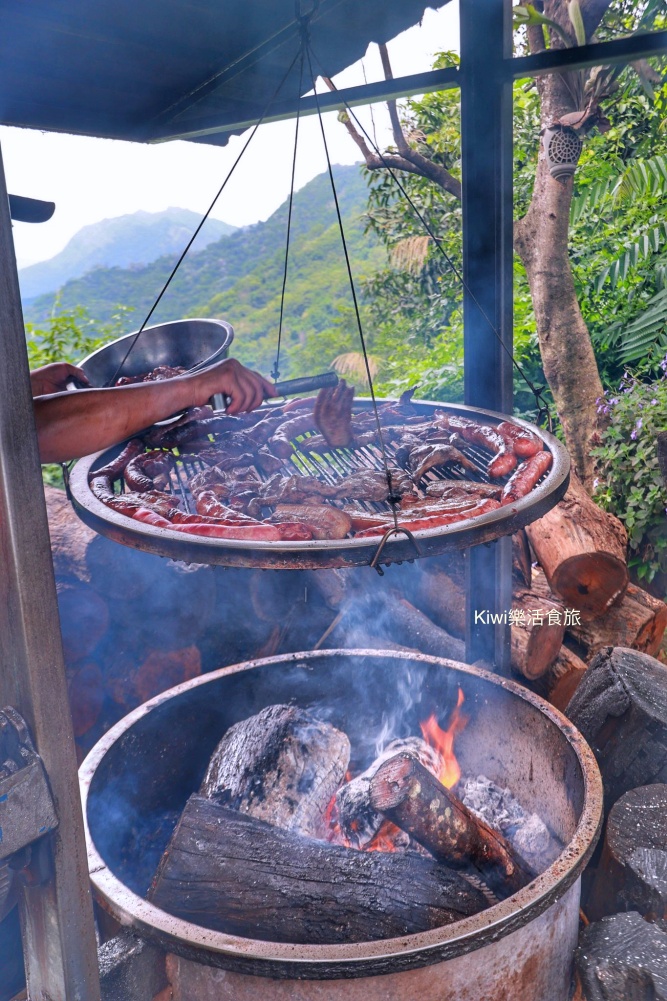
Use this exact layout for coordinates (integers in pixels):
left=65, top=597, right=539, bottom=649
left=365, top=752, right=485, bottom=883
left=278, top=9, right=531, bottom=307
left=434, top=414, right=516, bottom=479
left=497, top=421, right=544, bottom=458
left=353, top=498, right=502, bottom=537
left=123, top=451, right=174, bottom=492
left=500, top=451, right=553, bottom=505
left=171, top=522, right=283, bottom=541
left=93, top=439, right=145, bottom=481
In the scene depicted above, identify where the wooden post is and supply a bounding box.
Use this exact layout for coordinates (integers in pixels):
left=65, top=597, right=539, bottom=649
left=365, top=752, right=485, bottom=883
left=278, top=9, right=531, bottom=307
left=0, top=145, right=100, bottom=999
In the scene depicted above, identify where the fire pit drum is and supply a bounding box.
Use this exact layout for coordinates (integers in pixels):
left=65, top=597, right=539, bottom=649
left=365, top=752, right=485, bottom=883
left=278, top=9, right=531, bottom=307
left=81, top=650, right=602, bottom=1000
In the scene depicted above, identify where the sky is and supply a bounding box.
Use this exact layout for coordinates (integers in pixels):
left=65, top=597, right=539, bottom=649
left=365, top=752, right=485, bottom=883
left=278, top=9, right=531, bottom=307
left=2, top=3, right=459, bottom=269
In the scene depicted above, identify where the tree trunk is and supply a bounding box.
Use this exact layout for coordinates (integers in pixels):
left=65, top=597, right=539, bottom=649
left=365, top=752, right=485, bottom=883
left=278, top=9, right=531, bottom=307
left=589, top=784, right=667, bottom=921
left=149, top=796, right=487, bottom=943
left=543, top=645, right=588, bottom=713
left=525, top=474, right=628, bottom=619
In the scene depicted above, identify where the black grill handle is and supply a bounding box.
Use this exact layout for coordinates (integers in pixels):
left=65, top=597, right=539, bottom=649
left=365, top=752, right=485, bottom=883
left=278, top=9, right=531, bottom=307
left=273, top=372, right=339, bottom=396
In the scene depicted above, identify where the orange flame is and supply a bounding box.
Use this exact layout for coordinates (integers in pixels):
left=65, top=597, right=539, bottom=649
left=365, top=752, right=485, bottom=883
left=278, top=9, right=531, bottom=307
left=420, top=688, right=467, bottom=789
left=365, top=820, right=404, bottom=853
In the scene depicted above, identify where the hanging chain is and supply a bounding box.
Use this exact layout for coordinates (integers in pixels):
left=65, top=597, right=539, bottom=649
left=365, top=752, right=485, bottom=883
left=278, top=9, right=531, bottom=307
left=305, top=41, right=401, bottom=532
left=273, top=43, right=306, bottom=383
left=311, top=58, right=554, bottom=432
left=107, top=48, right=304, bottom=387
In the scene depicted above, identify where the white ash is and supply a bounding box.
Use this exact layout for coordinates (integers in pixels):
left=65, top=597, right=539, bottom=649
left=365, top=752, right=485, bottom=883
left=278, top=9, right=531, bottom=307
left=461, top=774, right=556, bottom=871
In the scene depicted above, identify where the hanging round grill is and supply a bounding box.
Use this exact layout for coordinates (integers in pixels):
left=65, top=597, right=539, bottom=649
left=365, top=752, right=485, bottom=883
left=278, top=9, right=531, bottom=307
left=68, top=400, right=569, bottom=571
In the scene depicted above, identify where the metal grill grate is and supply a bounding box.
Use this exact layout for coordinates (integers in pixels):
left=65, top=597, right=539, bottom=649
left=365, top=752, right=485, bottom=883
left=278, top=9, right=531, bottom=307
left=116, top=422, right=506, bottom=520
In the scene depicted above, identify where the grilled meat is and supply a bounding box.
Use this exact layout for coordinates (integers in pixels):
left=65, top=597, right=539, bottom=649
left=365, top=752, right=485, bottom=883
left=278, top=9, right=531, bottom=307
left=313, top=379, right=355, bottom=447
left=269, top=504, right=352, bottom=540
left=408, top=444, right=478, bottom=483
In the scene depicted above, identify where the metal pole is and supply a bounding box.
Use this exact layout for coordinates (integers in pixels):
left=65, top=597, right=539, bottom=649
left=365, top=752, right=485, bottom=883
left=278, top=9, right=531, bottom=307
left=460, top=0, right=513, bottom=672
left=0, top=144, right=101, bottom=999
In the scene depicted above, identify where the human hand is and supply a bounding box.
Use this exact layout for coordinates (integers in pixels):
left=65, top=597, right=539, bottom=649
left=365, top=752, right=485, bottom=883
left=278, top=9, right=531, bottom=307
left=30, top=363, right=90, bottom=397
left=197, top=358, right=276, bottom=414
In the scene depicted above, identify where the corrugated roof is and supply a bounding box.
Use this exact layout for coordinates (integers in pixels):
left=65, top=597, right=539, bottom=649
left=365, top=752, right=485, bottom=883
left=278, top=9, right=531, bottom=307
left=0, top=0, right=445, bottom=145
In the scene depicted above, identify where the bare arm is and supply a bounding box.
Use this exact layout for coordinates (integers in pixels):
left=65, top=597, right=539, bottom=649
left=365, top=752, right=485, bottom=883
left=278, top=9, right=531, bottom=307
left=34, top=358, right=275, bottom=463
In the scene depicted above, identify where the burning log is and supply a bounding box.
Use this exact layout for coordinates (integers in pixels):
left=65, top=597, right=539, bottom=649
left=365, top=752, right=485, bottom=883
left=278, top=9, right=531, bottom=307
left=335, top=737, right=441, bottom=847
left=525, top=473, right=628, bottom=620
left=368, top=753, right=534, bottom=898
left=510, top=586, right=565, bottom=681
left=589, top=784, right=667, bottom=922
left=576, top=911, right=667, bottom=1001
left=567, top=582, right=667, bottom=660
left=149, top=796, right=487, bottom=943
left=200, top=704, right=350, bottom=840
left=566, top=647, right=667, bottom=808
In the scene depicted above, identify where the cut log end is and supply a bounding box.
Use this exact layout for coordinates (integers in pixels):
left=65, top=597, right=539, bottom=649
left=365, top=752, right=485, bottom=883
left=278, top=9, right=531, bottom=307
left=552, top=554, right=627, bottom=620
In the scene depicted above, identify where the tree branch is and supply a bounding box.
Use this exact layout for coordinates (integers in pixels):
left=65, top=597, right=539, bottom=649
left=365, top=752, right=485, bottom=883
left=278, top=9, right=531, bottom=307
left=321, top=73, right=462, bottom=201
left=580, top=0, right=614, bottom=38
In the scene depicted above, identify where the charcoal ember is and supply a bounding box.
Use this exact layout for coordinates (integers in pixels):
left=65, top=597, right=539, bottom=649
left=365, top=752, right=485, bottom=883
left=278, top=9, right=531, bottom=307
left=200, top=704, right=350, bottom=840
left=461, top=774, right=559, bottom=871
left=335, top=736, right=441, bottom=848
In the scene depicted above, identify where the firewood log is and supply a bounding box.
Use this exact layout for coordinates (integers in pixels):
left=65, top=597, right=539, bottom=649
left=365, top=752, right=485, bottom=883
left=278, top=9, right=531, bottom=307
left=384, top=593, right=466, bottom=661
left=200, top=704, right=350, bottom=840
left=56, top=581, right=109, bottom=663
left=133, top=645, right=202, bottom=705
left=45, top=485, right=96, bottom=584
left=412, top=566, right=466, bottom=640
left=513, top=529, right=532, bottom=589
left=66, top=660, right=104, bottom=736
left=544, top=645, right=588, bottom=712
left=589, top=784, right=667, bottom=922
left=566, top=646, right=667, bottom=809
left=149, top=796, right=487, bottom=943
left=567, top=582, right=667, bottom=660
left=368, top=753, right=534, bottom=898
left=525, top=473, right=628, bottom=620
left=576, top=911, right=667, bottom=1001
left=510, top=587, right=565, bottom=680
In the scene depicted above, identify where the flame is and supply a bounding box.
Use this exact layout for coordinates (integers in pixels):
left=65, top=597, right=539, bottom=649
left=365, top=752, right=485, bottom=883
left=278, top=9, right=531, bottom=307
left=365, top=820, right=403, bottom=853
left=420, top=688, right=467, bottom=789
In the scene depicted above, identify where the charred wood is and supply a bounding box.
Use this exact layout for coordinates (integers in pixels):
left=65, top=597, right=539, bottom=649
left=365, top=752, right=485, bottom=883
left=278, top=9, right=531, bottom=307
left=149, top=796, right=487, bottom=943
left=576, top=911, right=667, bottom=1001
left=566, top=647, right=667, bottom=809
left=368, top=753, right=534, bottom=899
left=200, top=704, right=350, bottom=840
left=525, top=474, right=628, bottom=620
left=589, top=784, right=667, bottom=922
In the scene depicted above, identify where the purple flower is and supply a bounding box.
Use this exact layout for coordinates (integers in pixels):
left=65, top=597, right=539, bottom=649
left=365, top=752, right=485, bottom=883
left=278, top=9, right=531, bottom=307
left=631, top=430, right=638, bottom=440
left=609, top=397, right=619, bottom=405
left=652, top=398, right=659, bottom=405
left=636, top=418, right=643, bottom=430
left=593, top=477, right=600, bottom=489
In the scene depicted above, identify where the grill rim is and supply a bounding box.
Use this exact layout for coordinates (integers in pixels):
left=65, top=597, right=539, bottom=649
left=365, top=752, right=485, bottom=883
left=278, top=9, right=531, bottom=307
left=79, top=649, right=602, bottom=979
left=68, top=399, right=570, bottom=569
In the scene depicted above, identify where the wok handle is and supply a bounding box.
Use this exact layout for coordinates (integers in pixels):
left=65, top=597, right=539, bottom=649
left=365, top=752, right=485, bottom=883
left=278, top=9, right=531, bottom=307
left=273, top=372, right=339, bottom=396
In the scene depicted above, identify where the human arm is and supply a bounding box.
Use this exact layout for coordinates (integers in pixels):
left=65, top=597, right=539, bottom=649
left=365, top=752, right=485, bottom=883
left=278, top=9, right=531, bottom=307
left=30, top=362, right=90, bottom=397
left=33, top=357, right=275, bottom=463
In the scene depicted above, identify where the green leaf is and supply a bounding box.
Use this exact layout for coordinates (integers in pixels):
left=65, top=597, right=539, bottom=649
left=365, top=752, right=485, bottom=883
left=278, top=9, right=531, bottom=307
left=568, top=0, right=586, bottom=46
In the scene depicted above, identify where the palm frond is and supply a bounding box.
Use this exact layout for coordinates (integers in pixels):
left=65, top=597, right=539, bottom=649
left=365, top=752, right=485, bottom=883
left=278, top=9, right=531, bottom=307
left=593, top=221, right=667, bottom=292
left=331, top=352, right=381, bottom=386
left=600, top=288, right=667, bottom=363
left=390, top=235, right=431, bottom=275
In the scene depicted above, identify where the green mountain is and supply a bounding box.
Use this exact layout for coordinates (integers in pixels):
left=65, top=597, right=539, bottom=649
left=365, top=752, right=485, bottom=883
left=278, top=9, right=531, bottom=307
left=19, top=208, right=236, bottom=301
left=25, top=165, right=385, bottom=379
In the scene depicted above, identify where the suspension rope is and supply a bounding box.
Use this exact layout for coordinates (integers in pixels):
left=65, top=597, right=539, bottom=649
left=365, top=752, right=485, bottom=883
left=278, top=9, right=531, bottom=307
left=305, top=41, right=399, bottom=530
left=273, top=42, right=306, bottom=383
left=107, top=47, right=303, bottom=387
left=311, top=58, right=553, bottom=430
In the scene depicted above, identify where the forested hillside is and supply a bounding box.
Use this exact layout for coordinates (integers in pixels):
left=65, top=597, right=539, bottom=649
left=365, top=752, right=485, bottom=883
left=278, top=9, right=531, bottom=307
left=25, top=166, right=385, bottom=378
left=19, top=208, right=235, bottom=301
